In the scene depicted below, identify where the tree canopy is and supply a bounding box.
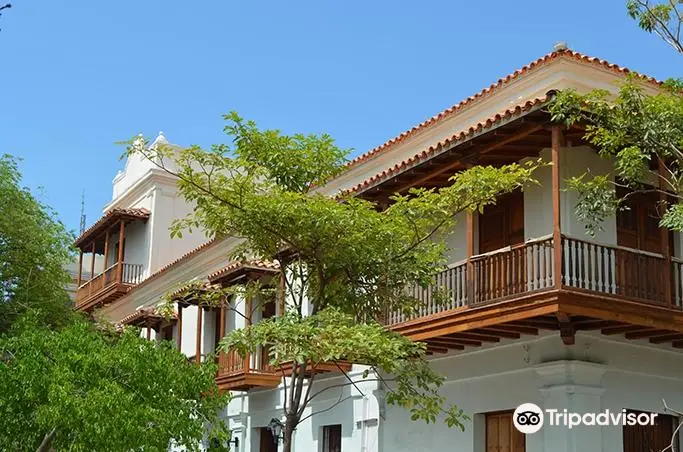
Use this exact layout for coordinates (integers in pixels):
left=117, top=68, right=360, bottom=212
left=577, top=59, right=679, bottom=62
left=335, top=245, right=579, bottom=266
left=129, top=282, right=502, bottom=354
left=0, top=315, right=230, bottom=452
left=0, top=154, right=74, bottom=332
left=127, top=112, right=541, bottom=452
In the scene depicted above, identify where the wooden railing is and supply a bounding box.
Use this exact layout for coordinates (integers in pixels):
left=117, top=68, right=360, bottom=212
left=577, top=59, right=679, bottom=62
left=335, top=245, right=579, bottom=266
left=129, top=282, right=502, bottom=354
left=560, top=236, right=668, bottom=303
left=76, top=262, right=144, bottom=304
left=472, top=236, right=554, bottom=304
left=385, top=235, right=683, bottom=325
left=217, top=346, right=273, bottom=376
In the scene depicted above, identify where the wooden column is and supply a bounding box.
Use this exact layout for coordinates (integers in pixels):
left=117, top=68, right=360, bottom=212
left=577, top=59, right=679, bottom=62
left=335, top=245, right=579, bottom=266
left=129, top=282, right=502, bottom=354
left=116, top=219, right=125, bottom=283
left=551, top=125, right=564, bottom=290
left=102, top=230, right=110, bottom=274
left=177, top=304, right=183, bottom=352
left=89, top=242, right=96, bottom=295
left=219, top=300, right=226, bottom=339
left=76, top=250, right=83, bottom=287
left=146, top=323, right=152, bottom=341
left=659, top=160, right=673, bottom=305
left=466, top=211, right=475, bottom=303
left=195, top=306, right=203, bottom=364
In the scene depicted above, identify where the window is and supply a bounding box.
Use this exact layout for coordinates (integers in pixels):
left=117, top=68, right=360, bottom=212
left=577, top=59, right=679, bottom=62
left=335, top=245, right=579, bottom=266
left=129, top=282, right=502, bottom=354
left=479, top=190, right=524, bottom=253
left=623, top=410, right=678, bottom=452
left=486, top=411, right=525, bottom=452
left=322, top=424, right=342, bottom=452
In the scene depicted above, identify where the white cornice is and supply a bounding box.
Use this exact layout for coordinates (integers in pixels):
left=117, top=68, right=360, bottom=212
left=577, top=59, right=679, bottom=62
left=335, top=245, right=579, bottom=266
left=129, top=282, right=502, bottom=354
left=104, top=168, right=179, bottom=211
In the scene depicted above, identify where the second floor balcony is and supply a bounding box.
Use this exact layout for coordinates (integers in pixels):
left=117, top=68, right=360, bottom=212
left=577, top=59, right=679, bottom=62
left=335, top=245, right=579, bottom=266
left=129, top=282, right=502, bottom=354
left=74, top=208, right=149, bottom=311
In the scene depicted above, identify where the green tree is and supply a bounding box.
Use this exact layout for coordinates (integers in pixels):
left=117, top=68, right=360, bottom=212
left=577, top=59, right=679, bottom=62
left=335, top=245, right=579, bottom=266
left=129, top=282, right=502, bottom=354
left=0, top=314, right=230, bottom=452
left=547, top=2, right=683, bottom=236
left=0, top=154, right=74, bottom=332
left=627, top=0, right=683, bottom=54
left=127, top=113, right=540, bottom=452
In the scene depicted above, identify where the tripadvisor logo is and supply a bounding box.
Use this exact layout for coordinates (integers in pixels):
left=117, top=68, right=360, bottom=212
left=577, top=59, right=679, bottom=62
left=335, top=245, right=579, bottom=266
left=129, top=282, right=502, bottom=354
left=513, top=403, right=658, bottom=434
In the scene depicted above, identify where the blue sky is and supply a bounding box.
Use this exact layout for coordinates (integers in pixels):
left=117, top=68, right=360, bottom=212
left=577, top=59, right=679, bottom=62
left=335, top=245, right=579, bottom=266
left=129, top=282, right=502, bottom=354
left=2, top=1, right=681, bottom=234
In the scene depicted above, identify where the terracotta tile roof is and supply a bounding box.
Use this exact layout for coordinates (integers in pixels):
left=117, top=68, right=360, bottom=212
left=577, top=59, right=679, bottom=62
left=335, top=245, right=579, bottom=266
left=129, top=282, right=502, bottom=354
left=74, top=208, right=151, bottom=249
left=342, top=48, right=662, bottom=174
left=119, top=307, right=166, bottom=325
left=342, top=95, right=552, bottom=195
left=208, top=260, right=280, bottom=283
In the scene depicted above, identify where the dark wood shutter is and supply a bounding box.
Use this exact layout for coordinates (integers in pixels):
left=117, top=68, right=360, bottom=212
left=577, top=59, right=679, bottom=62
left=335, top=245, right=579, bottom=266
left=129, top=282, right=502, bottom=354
left=623, top=410, right=677, bottom=452
left=479, top=190, right=524, bottom=254
left=259, top=427, right=277, bottom=452
left=486, top=412, right=525, bottom=452
left=322, top=424, right=342, bottom=452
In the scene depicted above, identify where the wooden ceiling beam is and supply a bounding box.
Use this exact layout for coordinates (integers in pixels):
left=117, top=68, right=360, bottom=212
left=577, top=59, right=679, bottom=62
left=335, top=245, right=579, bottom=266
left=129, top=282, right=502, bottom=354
left=495, top=324, right=539, bottom=336
left=648, top=333, right=683, bottom=344
left=447, top=332, right=501, bottom=343
left=475, top=328, right=521, bottom=340
left=391, top=124, right=544, bottom=194
left=602, top=325, right=655, bottom=336
left=507, top=319, right=558, bottom=330
left=622, top=329, right=667, bottom=340
left=429, top=338, right=481, bottom=348
left=573, top=320, right=623, bottom=331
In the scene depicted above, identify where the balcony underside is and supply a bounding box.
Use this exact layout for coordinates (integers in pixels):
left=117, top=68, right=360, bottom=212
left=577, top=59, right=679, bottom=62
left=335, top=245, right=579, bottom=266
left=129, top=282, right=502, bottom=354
left=393, top=289, right=683, bottom=352
left=278, top=360, right=353, bottom=378
left=76, top=282, right=133, bottom=312
left=215, top=370, right=281, bottom=392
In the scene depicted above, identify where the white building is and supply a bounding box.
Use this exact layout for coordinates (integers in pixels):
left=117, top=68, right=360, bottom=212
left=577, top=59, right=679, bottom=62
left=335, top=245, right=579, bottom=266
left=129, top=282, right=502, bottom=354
left=73, top=46, right=683, bottom=452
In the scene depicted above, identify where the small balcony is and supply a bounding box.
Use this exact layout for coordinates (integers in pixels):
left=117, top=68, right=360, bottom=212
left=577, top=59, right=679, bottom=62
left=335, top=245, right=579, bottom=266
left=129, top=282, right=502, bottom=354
left=73, top=207, right=149, bottom=311
left=76, top=262, right=144, bottom=310
left=216, top=347, right=281, bottom=391
left=389, top=234, right=683, bottom=350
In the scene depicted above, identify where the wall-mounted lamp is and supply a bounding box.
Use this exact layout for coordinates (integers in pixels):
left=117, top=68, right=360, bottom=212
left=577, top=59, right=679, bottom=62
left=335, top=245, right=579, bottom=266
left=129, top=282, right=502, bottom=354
left=228, top=436, right=239, bottom=451
left=267, top=417, right=284, bottom=444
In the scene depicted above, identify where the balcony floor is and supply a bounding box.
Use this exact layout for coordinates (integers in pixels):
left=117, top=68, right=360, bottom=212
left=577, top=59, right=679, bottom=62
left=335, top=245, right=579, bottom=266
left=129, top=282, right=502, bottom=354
left=215, top=370, right=281, bottom=392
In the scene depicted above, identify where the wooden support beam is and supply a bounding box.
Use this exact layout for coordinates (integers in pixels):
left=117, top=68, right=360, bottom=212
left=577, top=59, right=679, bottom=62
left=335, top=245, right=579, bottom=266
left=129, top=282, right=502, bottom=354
left=425, top=343, right=451, bottom=354
left=146, top=324, right=151, bottom=341
left=116, top=219, right=125, bottom=283
left=672, top=340, right=683, bottom=348
left=659, top=159, right=673, bottom=306
left=573, top=320, right=622, bottom=331
left=507, top=319, right=559, bottom=330
left=447, top=332, right=500, bottom=343
left=76, top=250, right=83, bottom=288
left=551, top=125, right=564, bottom=290
left=466, top=211, right=474, bottom=303
left=476, top=328, right=521, bottom=340
left=102, top=229, right=110, bottom=273
left=430, top=337, right=482, bottom=347
left=649, top=333, right=683, bottom=344
left=89, top=242, right=96, bottom=295
left=195, top=306, right=203, bottom=364
left=604, top=325, right=656, bottom=336
left=493, top=324, right=539, bottom=336
left=177, top=304, right=183, bottom=352
left=395, top=125, right=543, bottom=193
left=555, top=311, right=575, bottom=346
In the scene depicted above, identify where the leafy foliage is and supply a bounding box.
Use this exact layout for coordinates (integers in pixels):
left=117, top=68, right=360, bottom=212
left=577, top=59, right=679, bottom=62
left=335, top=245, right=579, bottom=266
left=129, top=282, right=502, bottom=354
left=0, top=315, right=230, bottom=452
left=0, top=154, right=75, bottom=333
left=126, top=112, right=540, bottom=451
left=627, top=0, right=683, bottom=54
left=549, top=78, right=683, bottom=234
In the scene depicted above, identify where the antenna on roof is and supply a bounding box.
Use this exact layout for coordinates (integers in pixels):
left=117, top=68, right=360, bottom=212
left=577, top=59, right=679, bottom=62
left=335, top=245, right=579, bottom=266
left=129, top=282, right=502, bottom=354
left=79, top=190, right=86, bottom=234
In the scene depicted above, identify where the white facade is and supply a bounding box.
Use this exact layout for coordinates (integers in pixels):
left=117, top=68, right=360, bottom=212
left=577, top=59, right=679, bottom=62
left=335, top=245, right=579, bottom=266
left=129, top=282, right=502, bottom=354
left=92, top=50, right=683, bottom=452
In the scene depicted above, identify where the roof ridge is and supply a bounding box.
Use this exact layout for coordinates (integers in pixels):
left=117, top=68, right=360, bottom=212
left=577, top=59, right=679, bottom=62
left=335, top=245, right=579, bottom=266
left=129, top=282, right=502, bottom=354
left=340, top=48, right=661, bottom=175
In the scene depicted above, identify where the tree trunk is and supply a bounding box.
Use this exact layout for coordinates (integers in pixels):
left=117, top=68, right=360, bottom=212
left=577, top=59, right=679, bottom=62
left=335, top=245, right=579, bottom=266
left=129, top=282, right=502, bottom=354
left=36, top=428, right=56, bottom=452
left=282, top=415, right=297, bottom=452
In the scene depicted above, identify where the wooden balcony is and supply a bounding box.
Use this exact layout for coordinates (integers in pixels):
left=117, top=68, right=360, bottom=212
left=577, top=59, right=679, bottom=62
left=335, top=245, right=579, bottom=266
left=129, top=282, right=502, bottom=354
left=75, top=262, right=143, bottom=311
left=215, top=347, right=281, bottom=392
left=389, top=235, right=683, bottom=350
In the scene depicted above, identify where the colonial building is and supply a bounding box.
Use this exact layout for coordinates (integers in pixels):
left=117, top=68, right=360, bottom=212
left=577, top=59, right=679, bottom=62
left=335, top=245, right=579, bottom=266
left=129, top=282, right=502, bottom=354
left=73, top=46, right=683, bottom=452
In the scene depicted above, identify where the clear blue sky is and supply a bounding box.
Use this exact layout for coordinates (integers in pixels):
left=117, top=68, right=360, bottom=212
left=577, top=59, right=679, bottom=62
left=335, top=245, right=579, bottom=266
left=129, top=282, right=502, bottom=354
left=2, top=1, right=681, bottom=234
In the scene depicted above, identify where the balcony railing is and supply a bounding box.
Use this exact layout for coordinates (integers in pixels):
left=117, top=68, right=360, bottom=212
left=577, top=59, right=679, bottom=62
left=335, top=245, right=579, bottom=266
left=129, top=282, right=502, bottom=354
left=76, top=262, right=143, bottom=306
left=217, top=346, right=273, bottom=377
left=386, top=235, right=683, bottom=325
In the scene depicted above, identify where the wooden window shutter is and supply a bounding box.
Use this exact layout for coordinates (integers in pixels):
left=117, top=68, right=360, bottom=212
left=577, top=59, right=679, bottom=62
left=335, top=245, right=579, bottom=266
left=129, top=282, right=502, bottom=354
left=486, top=411, right=525, bottom=452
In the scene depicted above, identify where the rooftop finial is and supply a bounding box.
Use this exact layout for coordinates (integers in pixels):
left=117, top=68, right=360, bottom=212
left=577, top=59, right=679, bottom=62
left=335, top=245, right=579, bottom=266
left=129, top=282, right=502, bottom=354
left=553, top=41, right=568, bottom=52
left=152, top=130, right=169, bottom=146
